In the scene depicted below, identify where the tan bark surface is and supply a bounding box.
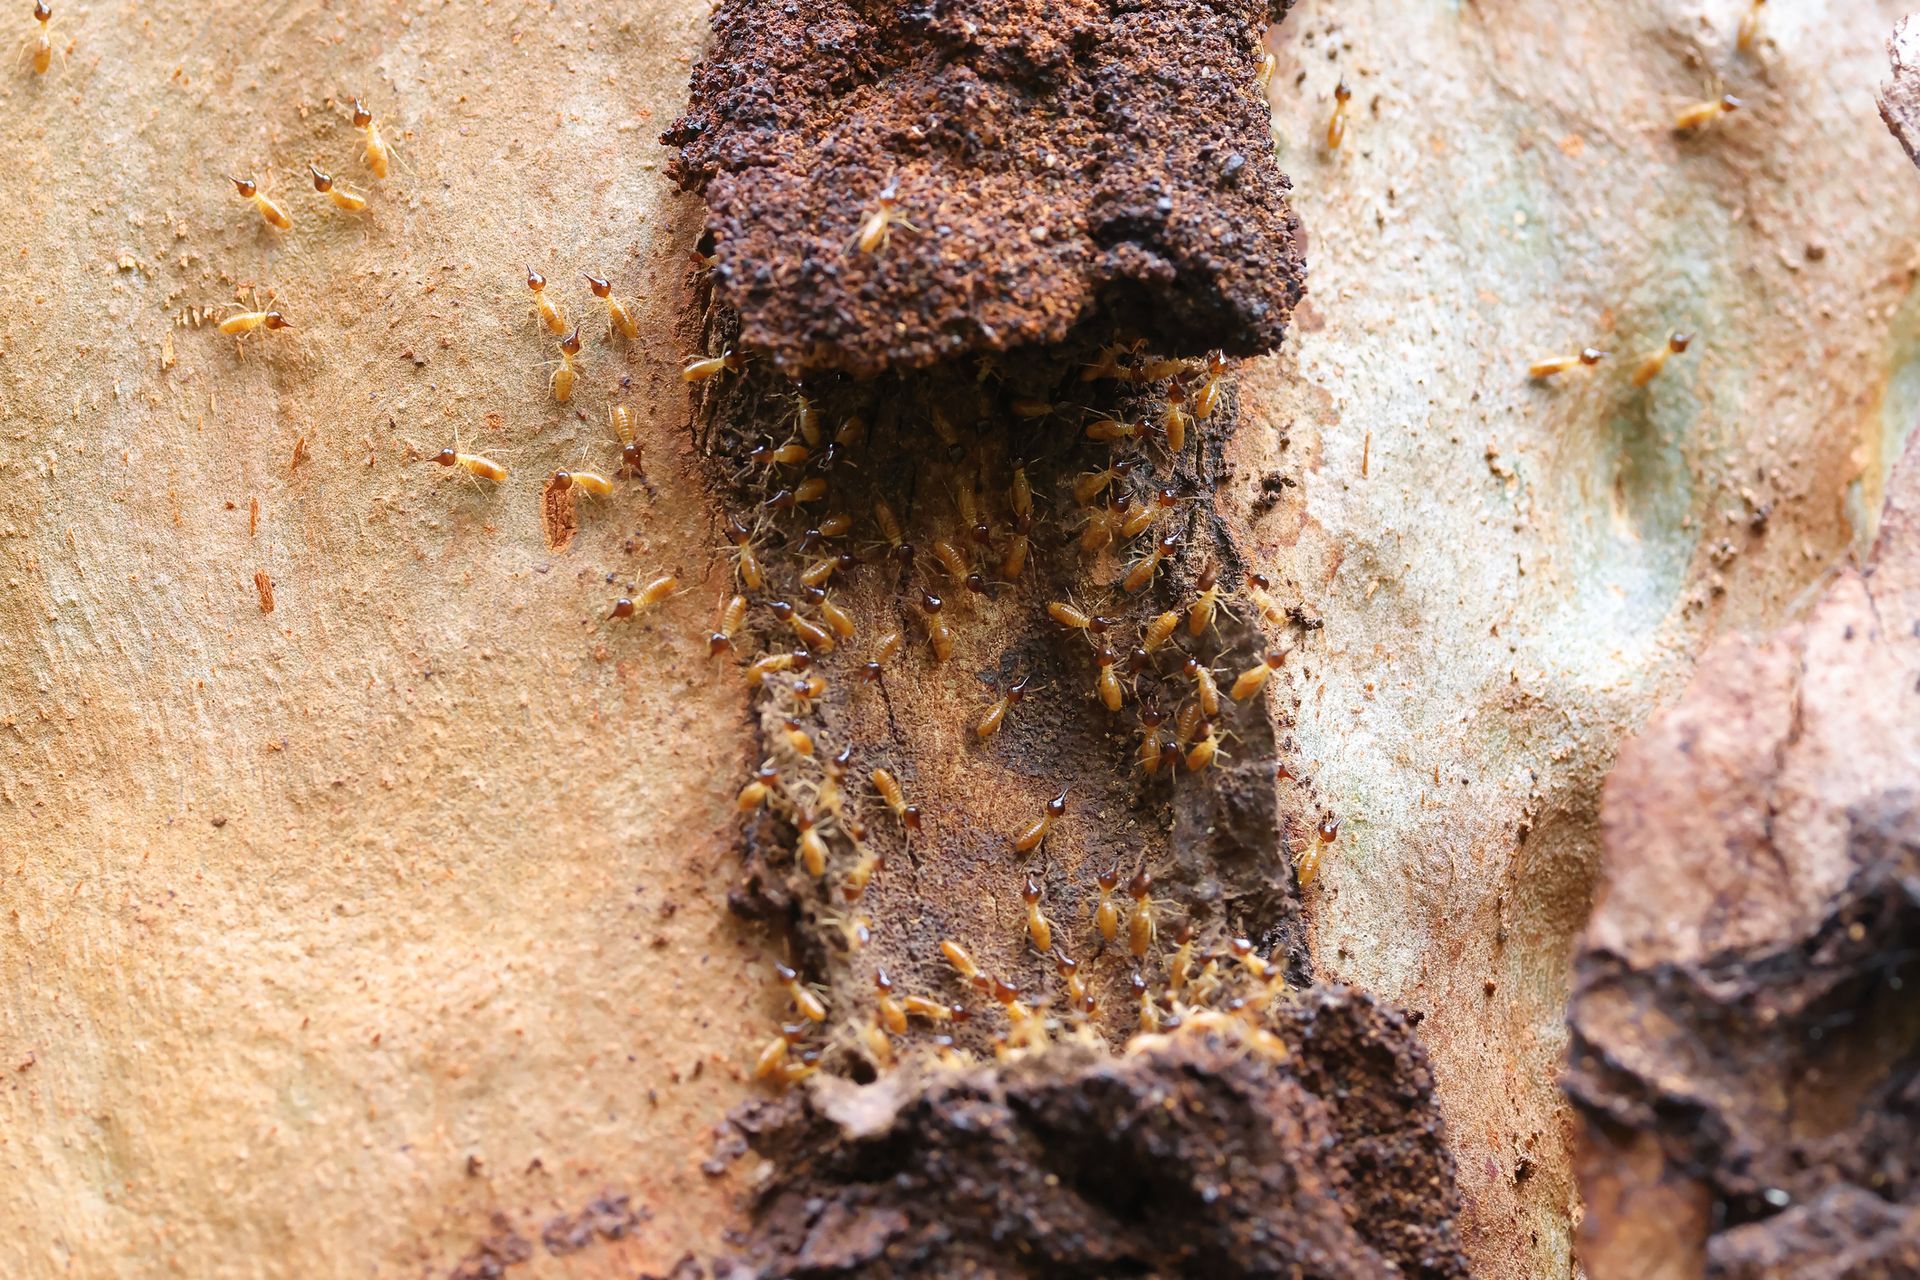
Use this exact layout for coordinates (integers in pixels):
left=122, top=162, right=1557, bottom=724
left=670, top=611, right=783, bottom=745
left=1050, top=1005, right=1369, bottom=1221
left=2, top=2, right=1917, bottom=1278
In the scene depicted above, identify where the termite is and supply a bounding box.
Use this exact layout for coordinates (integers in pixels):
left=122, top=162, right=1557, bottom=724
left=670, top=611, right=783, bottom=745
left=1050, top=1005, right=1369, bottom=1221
left=902, top=995, right=965, bottom=1023
left=429, top=447, right=507, bottom=483
left=737, top=762, right=779, bottom=811
left=1095, top=646, right=1124, bottom=712
left=526, top=266, right=567, bottom=335
left=1185, top=721, right=1219, bottom=772
left=548, top=328, right=583, bottom=402
left=26, top=2, right=54, bottom=74
left=350, top=98, right=391, bottom=179
left=1072, top=456, right=1136, bottom=506
left=1021, top=872, right=1054, bottom=953
left=583, top=272, right=639, bottom=340
left=1012, top=788, right=1066, bottom=853
left=862, top=630, right=903, bottom=683
left=768, top=599, right=834, bottom=653
left=709, top=593, right=747, bottom=657
left=917, top=590, right=954, bottom=663
left=1244, top=571, right=1288, bottom=626
left=1138, top=705, right=1167, bottom=774
left=722, top=513, right=764, bottom=591
left=1086, top=417, right=1145, bottom=443
left=930, top=538, right=972, bottom=583
left=553, top=469, right=613, bottom=497
left=1297, top=813, right=1338, bottom=888
left=1228, top=936, right=1269, bottom=983
left=746, top=652, right=797, bottom=688
left=1528, top=347, right=1607, bottom=379
left=869, top=970, right=909, bottom=1035
left=609, top=407, right=643, bottom=474
left=775, top=962, right=827, bottom=1022
left=814, top=592, right=856, bottom=640
left=853, top=174, right=916, bottom=253
left=608, top=574, right=677, bottom=618
left=1256, top=51, right=1275, bottom=95
left=1126, top=868, right=1156, bottom=959
left=1079, top=500, right=1126, bottom=554
left=1327, top=79, right=1353, bottom=151
left=308, top=164, right=367, bottom=213
left=1131, top=971, right=1158, bottom=1033
left=218, top=308, right=293, bottom=341
left=683, top=348, right=743, bottom=383
left=844, top=840, right=883, bottom=900
left=1737, top=0, right=1766, bottom=51
left=1139, top=610, right=1178, bottom=654
left=1161, top=384, right=1189, bottom=454
left=1231, top=650, right=1287, bottom=700
left=1046, top=601, right=1115, bottom=635
left=1187, top=562, right=1226, bottom=635
left=229, top=175, right=292, bottom=231
left=977, top=673, right=1031, bottom=741
left=940, top=939, right=989, bottom=990
left=1124, top=531, right=1180, bottom=593
left=1674, top=93, right=1742, bottom=132
left=1168, top=923, right=1197, bottom=994
left=871, top=768, right=921, bottom=833
left=796, top=812, right=828, bottom=877
left=783, top=717, right=815, bottom=757
left=1192, top=353, right=1228, bottom=421
left=1093, top=859, right=1121, bottom=943
left=752, top=1022, right=810, bottom=1081
left=1631, top=332, right=1693, bottom=387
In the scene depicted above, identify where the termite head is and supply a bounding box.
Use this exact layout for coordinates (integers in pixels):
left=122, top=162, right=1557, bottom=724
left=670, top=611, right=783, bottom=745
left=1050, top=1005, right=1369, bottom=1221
left=1669, top=332, right=1694, bottom=354
left=609, top=598, right=635, bottom=619
left=262, top=312, right=291, bottom=330
left=1045, top=788, right=1067, bottom=818
left=554, top=471, right=574, bottom=489
left=1097, top=859, right=1120, bottom=892
left=230, top=175, right=258, bottom=198
left=525, top=265, right=547, bottom=292
left=1022, top=872, right=1043, bottom=904
left=560, top=328, right=583, bottom=357
left=431, top=448, right=458, bottom=467
left=583, top=272, right=612, bottom=298
left=351, top=99, right=373, bottom=128
left=1719, top=94, right=1743, bottom=114
left=1579, top=347, right=1607, bottom=366
left=1334, top=78, right=1352, bottom=104
left=36, top=2, right=52, bottom=21
left=309, top=164, right=334, bottom=193
left=1127, top=868, right=1152, bottom=899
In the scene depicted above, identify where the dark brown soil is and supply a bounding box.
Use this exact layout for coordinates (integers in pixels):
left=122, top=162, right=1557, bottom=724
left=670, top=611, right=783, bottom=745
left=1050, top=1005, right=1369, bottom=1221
left=1568, top=798, right=1920, bottom=1279
left=664, top=0, right=1306, bottom=378
left=714, top=991, right=1466, bottom=1279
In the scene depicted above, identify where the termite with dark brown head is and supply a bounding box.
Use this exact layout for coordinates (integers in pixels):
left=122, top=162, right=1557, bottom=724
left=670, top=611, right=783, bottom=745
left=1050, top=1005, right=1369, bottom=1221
left=1297, top=812, right=1338, bottom=888
left=722, top=512, right=764, bottom=591
left=351, top=98, right=392, bottom=179
left=428, top=447, right=507, bottom=484
left=1072, top=455, right=1136, bottom=506
left=871, top=768, right=921, bottom=836
left=977, top=673, right=1032, bottom=741
left=917, top=590, right=954, bottom=663
left=229, top=175, right=292, bottom=231
left=1012, top=788, right=1066, bottom=853
left=683, top=348, right=743, bottom=383
left=553, top=469, right=614, bottom=498
left=1528, top=347, right=1607, bottom=379
left=1021, top=872, right=1054, bottom=953
left=549, top=328, right=583, bottom=403
left=708, top=594, right=747, bottom=658
left=1193, top=353, right=1229, bottom=421
left=608, top=575, right=678, bottom=620
left=1674, top=93, right=1742, bottom=132
left=526, top=266, right=566, bottom=335
left=1092, top=858, right=1121, bottom=944
left=1187, top=561, right=1227, bottom=636
left=1124, top=531, right=1180, bottom=593
left=219, top=308, right=294, bottom=344
left=1631, top=332, right=1693, bottom=387
left=774, top=962, right=827, bottom=1022
left=309, top=164, right=367, bottom=213
left=751, top=1021, right=810, bottom=1082
left=1327, top=79, right=1353, bottom=151
left=583, top=272, right=639, bottom=340
left=940, top=939, right=989, bottom=991
left=27, top=2, right=55, bottom=75
left=1126, top=868, right=1157, bottom=959
left=737, top=762, right=779, bottom=812
left=1231, top=650, right=1287, bottom=701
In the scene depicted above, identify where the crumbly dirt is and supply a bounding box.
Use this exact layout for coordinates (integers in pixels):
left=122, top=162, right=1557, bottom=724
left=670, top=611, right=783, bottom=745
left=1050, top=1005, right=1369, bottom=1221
left=716, top=994, right=1464, bottom=1279
left=663, top=0, right=1307, bottom=377
left=1567, top=439, right=1920, bottom=1277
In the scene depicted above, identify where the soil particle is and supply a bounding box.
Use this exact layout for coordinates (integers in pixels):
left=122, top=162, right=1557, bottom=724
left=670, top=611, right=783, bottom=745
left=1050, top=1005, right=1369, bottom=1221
left=665, top=0, right=1307, bottom=378
left=715, top=995, right=1465, bottom=1279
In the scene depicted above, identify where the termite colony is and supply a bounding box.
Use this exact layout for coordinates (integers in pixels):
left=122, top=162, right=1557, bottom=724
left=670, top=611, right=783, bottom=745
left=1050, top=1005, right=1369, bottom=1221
left=681, top=226, right=1328, bottom=1081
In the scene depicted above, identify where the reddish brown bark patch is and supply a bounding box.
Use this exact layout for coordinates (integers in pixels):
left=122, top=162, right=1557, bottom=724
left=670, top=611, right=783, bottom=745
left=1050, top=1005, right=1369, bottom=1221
left=540, top=473, right=578, bottom=553
left=1567, top=438, right=1920, bottom=1278
left=716, top=994, right=1465, bottom=1279
left=664, top=0, right=1306, bottom=377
